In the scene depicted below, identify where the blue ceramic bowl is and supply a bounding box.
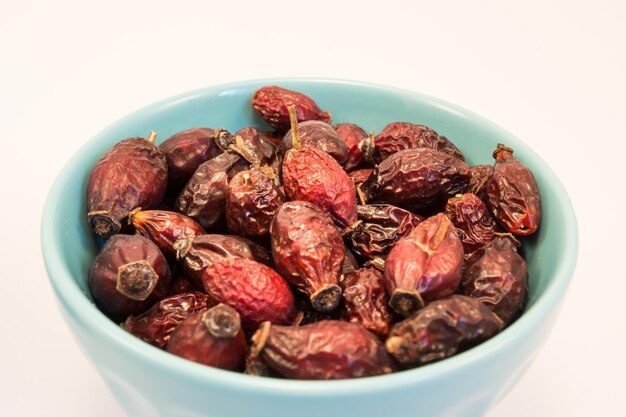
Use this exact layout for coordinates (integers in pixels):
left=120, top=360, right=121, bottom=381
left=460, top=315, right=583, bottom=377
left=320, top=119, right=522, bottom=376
left=42, top=79, right=577, bottom=417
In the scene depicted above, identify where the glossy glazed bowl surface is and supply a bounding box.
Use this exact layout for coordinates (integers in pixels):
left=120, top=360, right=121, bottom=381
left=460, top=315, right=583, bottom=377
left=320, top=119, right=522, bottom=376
left=42, top=78, right=577, bottom=417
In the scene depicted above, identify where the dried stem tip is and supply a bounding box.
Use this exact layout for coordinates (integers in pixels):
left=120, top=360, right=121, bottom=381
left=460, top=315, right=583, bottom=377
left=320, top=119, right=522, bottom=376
left=116, top=260, right=158, bottom=301
left=147, top=131, right=157, bottom=144
left=287, top=105, right=302, bottom=150
left=389, top=288, right=424, bottom=317
left=88, top=210, right=121, bottom=238
left=250, top=321, right=272, bottom=357
left=492, top=143, right=514, bottom=159
left=203, top=304, right=241, bottom=338
left=310, top=284, right=342, bottom=313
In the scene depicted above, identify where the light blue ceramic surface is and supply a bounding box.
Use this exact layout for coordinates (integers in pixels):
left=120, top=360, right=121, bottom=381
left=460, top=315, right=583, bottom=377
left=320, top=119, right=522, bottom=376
left=41, top=79, right=578, bottom=417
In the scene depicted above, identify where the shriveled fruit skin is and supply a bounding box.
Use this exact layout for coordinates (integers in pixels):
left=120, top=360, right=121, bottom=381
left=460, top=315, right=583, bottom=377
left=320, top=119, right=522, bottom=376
left=271, top=201, right=345, bottom=312
left=445, top=193, right=496, bottom=256
left=386, top=295, right=503, bottom=367
left=363, top=148, right=470, bottom=212
left=468, top=165, right=493, bottom=199
left=282, top=146, right=357, bottom=228
left=283, top=121, right=348, bottom=166
left=339, top=268, right=393, bottom=337
left=252, top=85, right=331, bottom=132
left=252, top=320, right=396, bottom=379
left=226, top=169, right=285, bottom=243
left=374, top=122, right=465, bottom=164
left=202, top=258, right=296, bottom=330
left=175, top=152, right=249, bottom=230
left=166, top=305, right=246, bottom=371
left=384, top=213, right=464, bottom=317
left=334, top=122, right=369, bottom=171
left=349, top=168, right=374, bottom=189
left=89, top=234, right=171, bottom=320
left=130, top=210, right=206, bottom=259
left=158, top=128, right=221, bottom=194
left=347, top=204, right=424, bottom=261
left=121, top=291, right=209, bottom=349
left=87, top=137, right=168, bottom=237
left=179, top=234, right=273, bottom=290
left=462, top=235, right=528, bottom=325
left=487, top=144, right=542, bottom=236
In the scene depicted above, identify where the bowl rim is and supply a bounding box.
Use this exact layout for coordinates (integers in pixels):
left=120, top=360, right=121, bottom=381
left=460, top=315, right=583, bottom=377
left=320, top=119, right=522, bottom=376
left=41, top=77, right=578, bottom=396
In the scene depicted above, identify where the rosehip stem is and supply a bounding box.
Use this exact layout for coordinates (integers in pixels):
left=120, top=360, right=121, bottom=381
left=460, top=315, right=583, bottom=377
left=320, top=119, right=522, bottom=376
left=287, top=105, right=302, bottom=150
left=147, top=131, right=157, bottom=144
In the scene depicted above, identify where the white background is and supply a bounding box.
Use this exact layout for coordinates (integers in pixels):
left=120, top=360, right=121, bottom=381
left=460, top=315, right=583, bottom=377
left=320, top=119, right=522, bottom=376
left=1, top=1, right=625, bottom=416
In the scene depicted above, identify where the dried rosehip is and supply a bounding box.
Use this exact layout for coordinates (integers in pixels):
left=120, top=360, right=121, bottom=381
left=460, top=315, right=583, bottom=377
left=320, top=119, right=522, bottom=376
left=333, top=123, right=370, bottom=171
left=386, top=295, right=503, bottom=367
left=462, top=235, right=528, bottom=325
left=345, top=204, right=424, bottom=261
left=363, top=148, right=470, bottom=212
left=282, top=107, right=357, bottom=228
left=342, top=249, right=359, bottom=275
left=384, top=213, right=464, bottom=317
left=251, top=320, right=396, bottom=379
left=178, top=234, right=273, bottom=290
left=202, top=257, right=296, bottom=330
left=468, top=165, right=493, bottom=199
left=158, top=128, right=221, bottom=195
left=175, top=152, right=249, bottom=231
left=87, top=132, right=168, bottom=237
left=283, top=121, right=348, bottom=166
left=445, top=193, right=496, bottom=255
left=129, top=209, right=206, bottom=260
left=226, top=169, right=285, bottom=243
left=487, top=144, right=542, bottom=236
left=374, top=122, right=465, bottom=164
left=121, top=291, right=209, bottom=349
left=252, top=85, right=331, bottom=132
left=166, top=304, right=246, bottom=371
left=339, top=268, right=393, bottom=337
left=271, top=201, right=344, bottom=312
left=89, top=234, right=171, bottom=320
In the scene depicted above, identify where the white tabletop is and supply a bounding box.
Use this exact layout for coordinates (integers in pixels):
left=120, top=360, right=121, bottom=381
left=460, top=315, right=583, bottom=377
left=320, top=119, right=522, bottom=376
left=1, top=1, right=624, bottom=416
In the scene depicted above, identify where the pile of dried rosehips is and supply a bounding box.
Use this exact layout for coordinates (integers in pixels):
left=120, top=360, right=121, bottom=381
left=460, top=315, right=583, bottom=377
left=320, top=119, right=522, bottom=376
left=86, top=85, right=541, bottom=379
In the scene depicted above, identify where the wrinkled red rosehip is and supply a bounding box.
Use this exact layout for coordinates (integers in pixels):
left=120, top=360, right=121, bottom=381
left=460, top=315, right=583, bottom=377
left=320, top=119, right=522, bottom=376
left=121, top=291, right=209, bottom=349
left=251, top=320, right=396, bottom=379
left=89, top=234, right=171, bottom=320
left=339, top=267, right=393, bottom=337
left=129, top=209, right=206, bottom=260
left=178, top=234, right=273, bottom=290
left=487, top=144, right=542, bottom=236
left=87, top=132, right=168, bottom=237
left=374, top=122, right=465, bottom=164
left=252, top=85, right=331, bottom=132
left=202, top=257, right=296, bottom=330
left=166, top=304, right=246, bottom=371
left=384, top=213, right=464, bottom=317
left=333, top=122, right=370, bottom=171
left=445, top=193, right=496, bottom=256
left=158, top=128, right=221, bottom=195
left=386, top=295, right=503, bottom=367
left=271, top=201, right=344, bottom=313
left=462, top=235, right=528, bottom=325
left=226, top=169, right=285, bottom=243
